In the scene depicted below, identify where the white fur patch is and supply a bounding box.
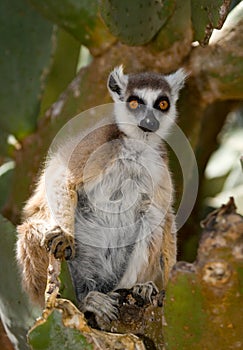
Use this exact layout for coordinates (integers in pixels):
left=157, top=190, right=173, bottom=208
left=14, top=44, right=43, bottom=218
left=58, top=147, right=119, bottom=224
left=133, top=88, right=164, bottom=108
left=69, top=136, right=171, bottom=291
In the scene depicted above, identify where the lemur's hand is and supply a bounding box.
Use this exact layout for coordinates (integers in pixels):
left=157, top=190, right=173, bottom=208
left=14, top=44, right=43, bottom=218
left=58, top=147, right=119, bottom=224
left=80, top=291, right=120, bottom=329
left=44, top=226, right=75, bottom=260
left=131, top=281, right=159, bottom=303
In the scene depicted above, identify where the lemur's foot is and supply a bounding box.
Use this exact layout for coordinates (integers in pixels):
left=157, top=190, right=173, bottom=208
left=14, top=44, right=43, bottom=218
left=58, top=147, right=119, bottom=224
left=131, top=281, right=159, bottom=304
left=44, top=226, right=75, bottom=260
left=80, top=291, right=119, bottom=328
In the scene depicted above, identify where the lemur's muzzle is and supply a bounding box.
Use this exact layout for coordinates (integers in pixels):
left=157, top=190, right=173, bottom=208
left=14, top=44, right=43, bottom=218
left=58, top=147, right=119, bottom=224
left=139, top=111, right=159, bottom=133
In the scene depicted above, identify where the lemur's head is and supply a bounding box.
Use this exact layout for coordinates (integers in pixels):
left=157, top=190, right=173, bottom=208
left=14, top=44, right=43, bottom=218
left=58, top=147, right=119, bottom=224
left=107, top=65, right=187, bottom=141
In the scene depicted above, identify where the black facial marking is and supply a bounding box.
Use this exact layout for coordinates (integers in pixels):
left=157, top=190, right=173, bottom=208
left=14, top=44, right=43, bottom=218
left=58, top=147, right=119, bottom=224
left=154, top=95, right=170, bottom=112
left=126, top=95, right=145, bottom=107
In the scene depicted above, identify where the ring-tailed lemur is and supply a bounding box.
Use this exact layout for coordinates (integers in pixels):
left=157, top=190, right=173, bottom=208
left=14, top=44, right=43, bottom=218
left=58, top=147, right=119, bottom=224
left=16, top=66, right=187, bottom=327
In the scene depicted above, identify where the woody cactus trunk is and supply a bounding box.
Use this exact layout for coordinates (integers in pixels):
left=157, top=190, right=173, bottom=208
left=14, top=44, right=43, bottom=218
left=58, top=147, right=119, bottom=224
left=0, top=0, right=243, bottom=349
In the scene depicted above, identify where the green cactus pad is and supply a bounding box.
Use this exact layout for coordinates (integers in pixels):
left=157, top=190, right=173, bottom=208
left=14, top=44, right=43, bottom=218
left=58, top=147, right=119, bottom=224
left=0, top=0, right=53, bottom=155
left=191, top=0, right=232, bottom=45
left=100, top=0, right=176, bottom=45
left=29, top=0, right=115, bottom=53
left=28, top=310, right=92, bottom=350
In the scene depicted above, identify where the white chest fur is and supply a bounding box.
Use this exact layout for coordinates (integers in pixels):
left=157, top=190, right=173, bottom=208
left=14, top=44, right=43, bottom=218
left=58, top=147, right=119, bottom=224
left=73, top=137, right=170, bottom=289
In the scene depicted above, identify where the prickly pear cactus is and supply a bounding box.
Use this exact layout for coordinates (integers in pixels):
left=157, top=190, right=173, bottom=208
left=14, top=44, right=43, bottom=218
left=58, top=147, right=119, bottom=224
left=163, top=197, right=243, bottom=349
left=100, top=0, right=175, bottom=45
left=29, top=0, right=115, bottom=54
left=191, top=0, right=232, bottom=45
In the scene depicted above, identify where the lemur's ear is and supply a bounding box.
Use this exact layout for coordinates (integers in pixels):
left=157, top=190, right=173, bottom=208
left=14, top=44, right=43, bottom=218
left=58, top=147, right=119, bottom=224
left=165, top=68, right=189, bottom=101
left=107, top=65, right=128, bottom=102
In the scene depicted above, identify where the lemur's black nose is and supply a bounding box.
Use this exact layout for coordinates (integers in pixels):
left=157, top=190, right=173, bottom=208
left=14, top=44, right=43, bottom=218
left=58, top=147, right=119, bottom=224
left=139, top=112, right=159, bottom=132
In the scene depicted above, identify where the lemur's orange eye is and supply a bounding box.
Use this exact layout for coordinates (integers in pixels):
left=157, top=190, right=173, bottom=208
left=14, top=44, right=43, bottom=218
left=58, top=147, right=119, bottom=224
left=129, top=100, right=139, bottom=109
left=159, top=99, right=169, bottom=111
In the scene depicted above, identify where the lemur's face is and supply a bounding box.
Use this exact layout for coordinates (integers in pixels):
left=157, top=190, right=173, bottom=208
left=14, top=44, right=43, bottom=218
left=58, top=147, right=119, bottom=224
left=107, top=66, right=187, bottom=141
left=125, top=75, right=171, bottom=133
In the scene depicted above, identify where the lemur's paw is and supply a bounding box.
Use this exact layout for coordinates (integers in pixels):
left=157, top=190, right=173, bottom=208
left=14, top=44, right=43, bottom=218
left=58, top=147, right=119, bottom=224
left=81, top=291, right=119, bottom=328
left=131, top=281, right=159, bottom=304
left=44, top=226, right=75, bottom=260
